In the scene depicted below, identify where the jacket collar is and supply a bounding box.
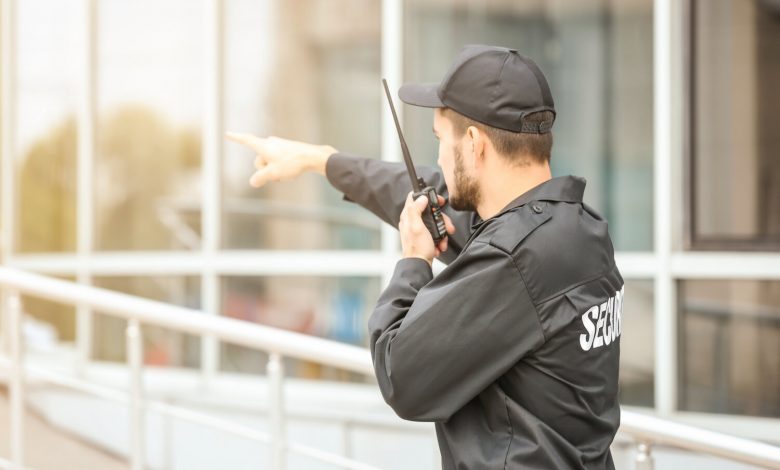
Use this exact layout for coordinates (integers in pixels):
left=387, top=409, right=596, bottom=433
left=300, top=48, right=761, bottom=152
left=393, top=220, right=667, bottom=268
left=470, top=175, right=586, bottom=229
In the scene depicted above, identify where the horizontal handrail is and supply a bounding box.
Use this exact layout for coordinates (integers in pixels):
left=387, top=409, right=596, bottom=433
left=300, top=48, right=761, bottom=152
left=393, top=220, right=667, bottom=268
left=0, top=266, right=373, bottom=375
left=621, top=411, right=780, bottom=468
left=2, top=266, right=780, bottom=469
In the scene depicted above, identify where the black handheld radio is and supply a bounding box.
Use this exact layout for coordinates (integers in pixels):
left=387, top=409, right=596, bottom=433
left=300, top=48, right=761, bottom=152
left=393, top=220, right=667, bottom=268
left=382, top=79, right=448, bottom=244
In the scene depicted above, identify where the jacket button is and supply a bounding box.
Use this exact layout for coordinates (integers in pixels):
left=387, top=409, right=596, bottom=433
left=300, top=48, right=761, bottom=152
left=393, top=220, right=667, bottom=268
left=531, top=204, right=543, bottom=214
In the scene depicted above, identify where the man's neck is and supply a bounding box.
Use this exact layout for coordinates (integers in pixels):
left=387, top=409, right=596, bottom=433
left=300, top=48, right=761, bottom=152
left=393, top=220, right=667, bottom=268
left=476, top=163, right=552, bottom=220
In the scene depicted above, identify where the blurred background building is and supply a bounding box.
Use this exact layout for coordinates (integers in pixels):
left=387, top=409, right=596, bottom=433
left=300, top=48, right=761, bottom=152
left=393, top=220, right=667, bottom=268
left=0, top=0, right=779, bottom=468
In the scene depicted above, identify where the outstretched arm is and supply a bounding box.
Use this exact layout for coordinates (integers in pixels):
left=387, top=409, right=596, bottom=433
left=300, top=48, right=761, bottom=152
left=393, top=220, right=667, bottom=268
left=225, top=132, right=475, bottom=263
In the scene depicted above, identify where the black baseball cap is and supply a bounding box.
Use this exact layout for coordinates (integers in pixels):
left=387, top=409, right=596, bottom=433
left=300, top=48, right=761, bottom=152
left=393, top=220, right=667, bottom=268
left=398, top=45, right=556, bottom=134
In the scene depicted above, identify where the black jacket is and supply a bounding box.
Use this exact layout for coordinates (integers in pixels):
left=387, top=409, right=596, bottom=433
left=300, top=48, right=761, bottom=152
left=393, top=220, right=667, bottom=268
left=326, top=153, right=622, bottom=469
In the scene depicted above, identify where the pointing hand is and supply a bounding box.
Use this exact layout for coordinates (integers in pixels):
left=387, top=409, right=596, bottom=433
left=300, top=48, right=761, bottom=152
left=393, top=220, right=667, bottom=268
left=225, top=132, right=337, bottom=188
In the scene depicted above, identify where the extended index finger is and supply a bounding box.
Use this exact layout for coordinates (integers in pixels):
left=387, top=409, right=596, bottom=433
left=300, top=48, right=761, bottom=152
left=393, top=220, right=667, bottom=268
left=225, top=131, right=264, bottom=152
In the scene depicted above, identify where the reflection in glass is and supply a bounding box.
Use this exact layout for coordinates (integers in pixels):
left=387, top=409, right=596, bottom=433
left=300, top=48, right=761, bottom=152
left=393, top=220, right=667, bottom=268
left=16, top=0, right=79, bottom=253
left=93, top=276, right=201, bottom=368
left=620, top=280, right=655, bottom=407
left=222, top=0, right=382, bottom=251
left=95, top=0, right=203, bottom=251
left=692, top=0, right=780, bottom=247
left=220, top=276, right=380, bottom=381
left=679, top=279, right=780, bottom=417
left=403, top=0, right=654, bottom=251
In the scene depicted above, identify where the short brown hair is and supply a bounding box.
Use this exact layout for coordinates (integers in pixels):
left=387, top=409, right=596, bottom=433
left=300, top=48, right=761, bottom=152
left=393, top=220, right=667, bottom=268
left=442, top=108, right=554, bottom=165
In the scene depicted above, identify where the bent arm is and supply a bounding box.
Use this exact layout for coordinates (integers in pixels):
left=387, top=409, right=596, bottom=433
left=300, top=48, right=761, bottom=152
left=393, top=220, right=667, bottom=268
left=224, top=132, right=474, bottom=262
left=368, top=242, right=545, bottom=421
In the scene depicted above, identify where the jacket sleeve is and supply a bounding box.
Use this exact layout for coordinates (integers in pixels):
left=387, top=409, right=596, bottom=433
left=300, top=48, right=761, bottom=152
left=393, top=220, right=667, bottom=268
left=368, top=241, right=546, bottom=422
left=325, top=152, right=475, bottom=264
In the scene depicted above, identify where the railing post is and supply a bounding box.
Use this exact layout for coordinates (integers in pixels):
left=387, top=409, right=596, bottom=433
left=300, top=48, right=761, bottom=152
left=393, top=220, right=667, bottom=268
left=267, top=353, right=286, bottom=470
left=636, top=442, right=654, bottom=470
left=8, top=292, right=24, bottom=470
left=341, top=420, right=353, bottom=462
left=127, top=319, right=145, bottom=470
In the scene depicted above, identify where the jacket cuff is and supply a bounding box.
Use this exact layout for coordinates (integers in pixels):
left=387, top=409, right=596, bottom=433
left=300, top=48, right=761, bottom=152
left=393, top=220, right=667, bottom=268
left=392, top=258, right=434, bottom=290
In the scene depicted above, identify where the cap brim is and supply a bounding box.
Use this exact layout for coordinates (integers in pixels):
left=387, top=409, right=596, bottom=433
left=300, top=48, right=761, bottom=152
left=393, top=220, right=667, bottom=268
left=398, top=82, right=444, bottom=108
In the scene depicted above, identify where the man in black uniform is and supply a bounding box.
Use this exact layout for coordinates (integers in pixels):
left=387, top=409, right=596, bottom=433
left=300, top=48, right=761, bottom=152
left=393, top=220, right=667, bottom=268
left=228, top=45, right=623, bottom=469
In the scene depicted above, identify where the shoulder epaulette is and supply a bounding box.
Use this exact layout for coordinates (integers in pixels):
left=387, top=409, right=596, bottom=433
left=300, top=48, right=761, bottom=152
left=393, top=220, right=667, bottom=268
left=489, top=202, right=552, bottom=253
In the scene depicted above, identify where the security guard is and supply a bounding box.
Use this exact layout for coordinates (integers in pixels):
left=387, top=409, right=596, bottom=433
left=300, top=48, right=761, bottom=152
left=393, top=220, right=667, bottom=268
left=228, top=45, right=622, bottom=469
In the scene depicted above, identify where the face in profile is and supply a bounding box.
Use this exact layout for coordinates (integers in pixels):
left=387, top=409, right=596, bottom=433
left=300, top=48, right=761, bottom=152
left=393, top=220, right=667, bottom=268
left=435, top=109, right=481, bottom=212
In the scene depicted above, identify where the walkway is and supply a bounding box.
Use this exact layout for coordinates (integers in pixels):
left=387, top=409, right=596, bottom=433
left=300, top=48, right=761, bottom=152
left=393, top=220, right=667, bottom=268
left=0, top=388, right=125, bottom=470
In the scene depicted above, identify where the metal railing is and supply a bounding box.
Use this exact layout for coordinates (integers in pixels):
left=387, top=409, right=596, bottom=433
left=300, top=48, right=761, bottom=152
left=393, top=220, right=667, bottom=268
left=1, top=265, right=780, bottom=470
left=0, top=266, right=378, bottom=470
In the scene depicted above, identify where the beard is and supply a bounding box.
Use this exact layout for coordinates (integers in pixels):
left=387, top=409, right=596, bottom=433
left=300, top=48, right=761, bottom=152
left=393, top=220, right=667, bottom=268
left=449, top=144, right=481, bottom=212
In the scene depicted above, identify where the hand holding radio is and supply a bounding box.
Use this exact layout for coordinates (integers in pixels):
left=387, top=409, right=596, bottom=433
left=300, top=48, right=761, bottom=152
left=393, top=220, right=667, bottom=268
left=400, top=192, right=456, bottom=264
left=225, top=132, right=336, bottom=187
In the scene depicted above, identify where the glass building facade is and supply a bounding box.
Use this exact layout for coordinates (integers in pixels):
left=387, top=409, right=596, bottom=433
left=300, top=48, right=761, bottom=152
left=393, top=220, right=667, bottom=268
left=0, top=0, right=778, bottom=439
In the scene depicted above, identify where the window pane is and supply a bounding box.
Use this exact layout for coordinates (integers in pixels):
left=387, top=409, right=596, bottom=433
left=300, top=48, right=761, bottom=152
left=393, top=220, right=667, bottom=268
left=16, top=0, right=78, bottom=253
left=221, top=276, right=380, bottom=381
left=94, top=0, right=203, bottom=251
left=403, top=0, right=654, bottom=251
left=20, top=276, right=77, bottom=347
left=679, top=279, right=780, bottom=417
left=692, top=0, right=780, bottom=247
left=93, top=276, right=201, bottom=368
left=222, top=0, right=382, bottom=250
left=620, top=280, right=655, bottom=407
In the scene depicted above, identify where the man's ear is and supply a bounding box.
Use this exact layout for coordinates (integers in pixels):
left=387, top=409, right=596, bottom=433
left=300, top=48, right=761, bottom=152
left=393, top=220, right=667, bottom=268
left=467, top=125, right=486, bottom=168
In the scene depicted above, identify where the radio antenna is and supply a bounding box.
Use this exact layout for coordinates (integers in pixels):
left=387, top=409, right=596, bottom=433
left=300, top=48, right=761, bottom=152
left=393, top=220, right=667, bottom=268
left=382, top=79, right=422, bottom=192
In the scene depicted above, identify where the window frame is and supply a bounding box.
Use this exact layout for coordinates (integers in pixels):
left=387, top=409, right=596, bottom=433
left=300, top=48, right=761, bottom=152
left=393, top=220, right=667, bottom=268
left=685, top=0, right=780, bottom=252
